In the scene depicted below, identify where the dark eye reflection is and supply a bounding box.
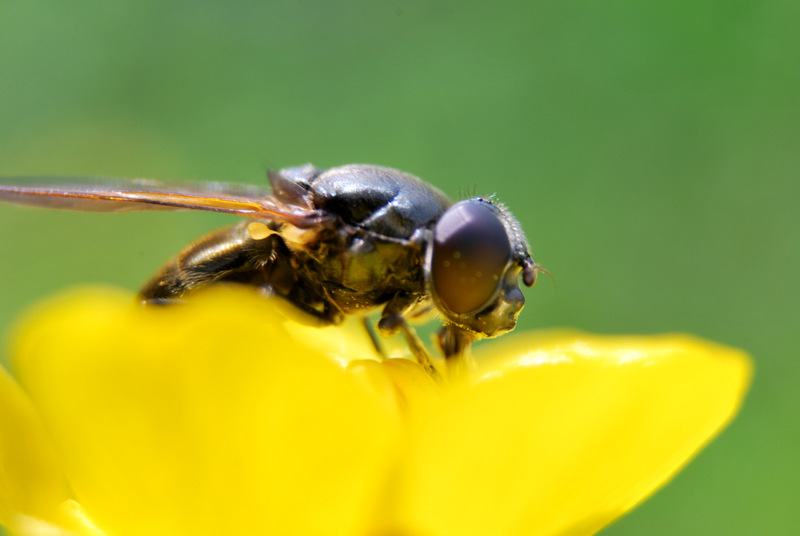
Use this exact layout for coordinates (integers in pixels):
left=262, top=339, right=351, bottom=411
left=431, top=201, right=512, bottom=314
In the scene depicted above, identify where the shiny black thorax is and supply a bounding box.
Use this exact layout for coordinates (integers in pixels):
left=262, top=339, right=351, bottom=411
left=293, top=164, right=451, bottom=314
left=140, top=164, right=452, bottom=324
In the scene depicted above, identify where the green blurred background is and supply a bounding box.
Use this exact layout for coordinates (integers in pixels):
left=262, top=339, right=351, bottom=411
left=0, top=1, right=797, bottom=534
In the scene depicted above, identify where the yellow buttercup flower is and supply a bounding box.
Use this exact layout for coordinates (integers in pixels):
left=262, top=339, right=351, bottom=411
left=0, top=286, right=752, bottom=536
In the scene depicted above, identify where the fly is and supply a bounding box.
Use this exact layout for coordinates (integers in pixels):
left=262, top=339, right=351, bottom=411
left=0, top=164, right=544, bottom=379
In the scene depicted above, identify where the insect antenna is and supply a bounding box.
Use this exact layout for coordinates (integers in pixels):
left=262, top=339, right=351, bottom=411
left=535, top=263, right=556, bottom=288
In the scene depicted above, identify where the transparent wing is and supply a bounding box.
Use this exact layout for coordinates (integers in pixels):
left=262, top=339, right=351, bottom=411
left=0, top=176, right=329, bottom=227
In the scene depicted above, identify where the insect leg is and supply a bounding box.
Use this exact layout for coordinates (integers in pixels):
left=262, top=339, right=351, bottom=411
left=361, top=317, right=387, bottom=358
left=396, top=321, right=442, bottom=382
left=378, top=295, right=441, bottom=381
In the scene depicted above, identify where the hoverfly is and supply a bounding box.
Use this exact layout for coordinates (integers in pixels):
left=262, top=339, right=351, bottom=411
left=0, top=164, right=543, bottom=378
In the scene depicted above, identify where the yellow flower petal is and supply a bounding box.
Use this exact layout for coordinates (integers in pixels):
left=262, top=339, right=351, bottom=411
left=0, top=365, right=69, bottom=528
left=2, top=288, right=752, bottom=536
left=390, top=331, right=752, bottom=536
left=347, top=357, right=440, bottom=423
left=7, top=500, right=107, bottom=536
left=10, top=286, right=399, bottom=536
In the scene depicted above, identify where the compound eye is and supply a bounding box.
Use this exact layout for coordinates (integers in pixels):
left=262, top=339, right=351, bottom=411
left=432, top=201, right=512, bottom=314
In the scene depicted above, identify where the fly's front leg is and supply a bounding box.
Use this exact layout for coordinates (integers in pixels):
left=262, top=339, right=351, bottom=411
left=377, top=294, right=442, bottom=382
